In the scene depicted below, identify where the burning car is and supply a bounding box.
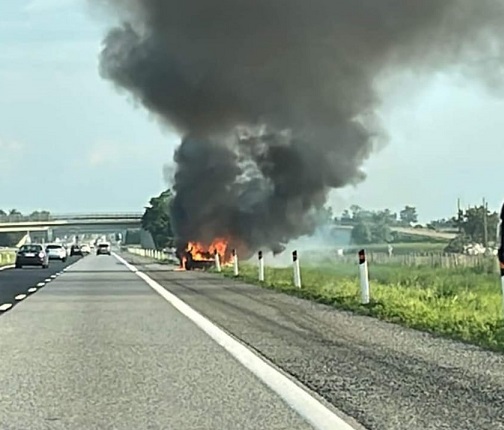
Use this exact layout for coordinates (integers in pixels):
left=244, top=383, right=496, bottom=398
left=176, top=239, right=230, bottom=271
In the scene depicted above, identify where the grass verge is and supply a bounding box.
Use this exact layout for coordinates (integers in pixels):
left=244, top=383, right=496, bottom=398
left=220, top=261, right=504, bottom=352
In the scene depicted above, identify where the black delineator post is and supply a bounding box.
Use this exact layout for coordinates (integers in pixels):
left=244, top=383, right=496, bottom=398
left=358, top=249, right=370, bottom=304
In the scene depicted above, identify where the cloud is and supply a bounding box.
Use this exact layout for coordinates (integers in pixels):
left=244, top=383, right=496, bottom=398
left=23, top=0, right=77, bottom=13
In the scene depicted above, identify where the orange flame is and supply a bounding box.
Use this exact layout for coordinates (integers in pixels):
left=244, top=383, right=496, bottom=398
left=187, top=238, right=232, bottom=263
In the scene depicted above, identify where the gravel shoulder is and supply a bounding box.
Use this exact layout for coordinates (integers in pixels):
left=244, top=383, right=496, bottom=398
left=124, top=253, right=504, bottom=430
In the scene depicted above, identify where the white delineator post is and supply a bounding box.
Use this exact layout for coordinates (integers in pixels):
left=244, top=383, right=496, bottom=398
left=214, top=250, right=222, bottom=273
left=359, top=249, right=370, bottom=304
left=258, top=251, right=265, bottom=282
left=293, top=250, right=301, bottom=288
left=233, top=249, right=239, bottom=277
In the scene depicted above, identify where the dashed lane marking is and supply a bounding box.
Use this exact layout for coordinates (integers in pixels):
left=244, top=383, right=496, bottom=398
left=28, top=288, right=37, bottom=293
left=37, top=282, right=45, bottom=287
left=0, top=303, right=13, bottom=312
left=15, top=294, right=26, bottom=301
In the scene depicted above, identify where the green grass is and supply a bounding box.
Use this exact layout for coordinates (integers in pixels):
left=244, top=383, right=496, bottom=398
left=219, top=260, right=504, bottom=352
left=0, top=251, right=15, bottom=267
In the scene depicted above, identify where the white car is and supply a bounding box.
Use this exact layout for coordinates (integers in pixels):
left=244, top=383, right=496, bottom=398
left=45, top=244, right=67, bottom=262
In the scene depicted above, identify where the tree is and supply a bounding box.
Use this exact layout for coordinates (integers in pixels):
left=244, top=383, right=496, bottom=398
left=351, top=221, right=372, bottom=244
left=372, top=209, right=397, bottom=226
left=460, top=205, right=498, bottom=244
left=7, top=209, right=22, bottom=222
left=399, top=206, right=418, bottom=225
left=141, top=189, right=174, bottom=249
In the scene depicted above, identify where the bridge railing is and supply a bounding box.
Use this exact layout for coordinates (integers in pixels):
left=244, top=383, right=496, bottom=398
left=50, top=213, right=143, bottom=220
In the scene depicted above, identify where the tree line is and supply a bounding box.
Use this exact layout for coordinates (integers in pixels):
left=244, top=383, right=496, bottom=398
left=137, top=189, right=500, bottom=252
left=0, top=209, right=52, bottom=222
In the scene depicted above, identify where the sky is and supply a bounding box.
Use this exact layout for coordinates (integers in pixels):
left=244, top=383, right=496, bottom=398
left=0, top=0, right=503, bottom=223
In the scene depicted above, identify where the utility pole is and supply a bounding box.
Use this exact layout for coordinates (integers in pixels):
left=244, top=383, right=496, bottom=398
left=483, top=198, right=488, bottom=247
left=457, top=198, right=462, bottom=234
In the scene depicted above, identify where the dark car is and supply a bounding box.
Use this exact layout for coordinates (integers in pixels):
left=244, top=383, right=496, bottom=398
left=70, top=244, right=83, bottom=256
left=96, top=243, right=111, bottom=256
left=15, top=244, right=49, bottom=269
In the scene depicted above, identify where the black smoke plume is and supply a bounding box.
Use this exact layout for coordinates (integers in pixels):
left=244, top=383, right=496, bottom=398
left=97, top=0, right=504, bottom=257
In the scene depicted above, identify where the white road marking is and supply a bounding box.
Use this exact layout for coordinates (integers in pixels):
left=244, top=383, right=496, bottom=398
left=50, top=275, right=57, bottom=279
left=113, top=253, right=356, bottom=430
left=0, top=265, right=15, bottom=271
left=44, top=278, right=51, bottom=282
left=37, top=282, right=45, bottom=287
left=15, top=294, right=26, bottom=301
left=0, top=303, right=13, bottom=312
left=28, top=288, right=37, bottom=293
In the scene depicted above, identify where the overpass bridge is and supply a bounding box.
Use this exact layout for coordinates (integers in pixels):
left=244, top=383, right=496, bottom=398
left=0, top=213, right=144, bottom=242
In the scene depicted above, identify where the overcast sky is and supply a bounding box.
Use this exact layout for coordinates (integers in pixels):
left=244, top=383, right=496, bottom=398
left=1, top=1, right=503, bottom=223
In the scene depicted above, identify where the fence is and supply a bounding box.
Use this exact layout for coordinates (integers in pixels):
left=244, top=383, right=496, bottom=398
left=313, top=250, right=498, bottom=271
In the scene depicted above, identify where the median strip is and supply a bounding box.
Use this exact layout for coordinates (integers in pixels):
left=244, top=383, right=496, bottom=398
left=0, top=303, right=13, bottom=312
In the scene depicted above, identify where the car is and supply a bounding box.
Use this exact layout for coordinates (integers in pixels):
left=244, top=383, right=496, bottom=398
left=81, top=244, right=91, bottom=255
left=15, top=244, right=49, bottom=269
left=96, top=242, right=111, bottom=256
left=45, top=244, right=67, bottom=262
left=70, top=244, right=83, bottom=256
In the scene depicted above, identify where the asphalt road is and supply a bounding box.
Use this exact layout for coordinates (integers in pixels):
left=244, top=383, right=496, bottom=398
left=0, top=256, right=82, bottom=311
left=0, top=254, right=322, bottom=430
left=125, top=254, right=504, bottom=430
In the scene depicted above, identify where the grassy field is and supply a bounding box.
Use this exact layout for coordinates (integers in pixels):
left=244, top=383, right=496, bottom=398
left=220, top=257, right=504, bottom=352
left=0, top=250, right=15, bottom=267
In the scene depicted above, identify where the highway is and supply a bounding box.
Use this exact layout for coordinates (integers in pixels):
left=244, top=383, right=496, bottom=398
left=1, top=251, right=504, bottom=429
left=0, top=257, right=81, bottom=312
left=0, top=253, right=351, bottom=430
left=126, top=253, right=504, bottom=430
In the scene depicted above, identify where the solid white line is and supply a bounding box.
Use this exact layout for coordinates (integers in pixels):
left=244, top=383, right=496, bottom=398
left=0, top=303, right=13, bottom=312
left=37, top=282, right=45, bottom=287
left=0, top=265, right=14, bottom=271
left=113, top=253, right=356, bottom=430
left=28, top=288, right=37, bottom=293
left=15, top=294, right=26, bottom=301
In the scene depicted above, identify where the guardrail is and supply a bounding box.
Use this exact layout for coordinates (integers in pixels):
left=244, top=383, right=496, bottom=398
left=51, top=213, right=142, bottom=220
left=127, top=247, right=178, bottom=264
left=0, top=250, right=15, bottom=267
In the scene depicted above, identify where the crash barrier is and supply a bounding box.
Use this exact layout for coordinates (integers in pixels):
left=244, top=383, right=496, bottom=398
left=127, top=247, right=178, bottom=264
left=0, top=251, right=15, bottom=267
